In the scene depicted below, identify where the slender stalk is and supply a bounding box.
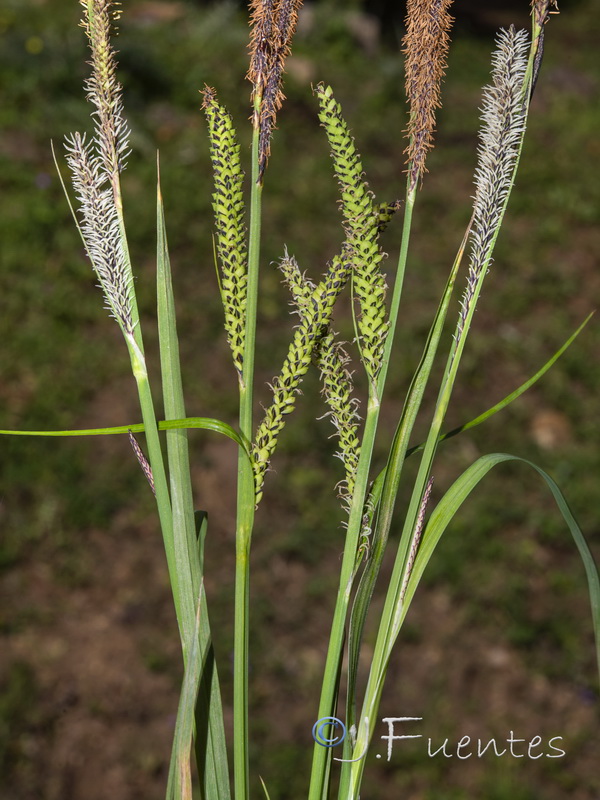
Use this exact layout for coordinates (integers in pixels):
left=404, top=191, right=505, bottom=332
left=346, top=28, right=534, bottom=798
left=308, top=183, right=417, bottom=800
left=233, top=103, right=263, bottom=800
left=338, top=195, right=468, bottom=800
left=307, top=394, right=380, bottom=800
left=128, top=343, right=196, bottom=650
left=375, top=185, right=416, bottom=399
left=113, top=159, right=197, bottom=655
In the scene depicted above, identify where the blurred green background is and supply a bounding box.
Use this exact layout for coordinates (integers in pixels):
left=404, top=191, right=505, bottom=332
left=1, top=1, right=598, bottom=798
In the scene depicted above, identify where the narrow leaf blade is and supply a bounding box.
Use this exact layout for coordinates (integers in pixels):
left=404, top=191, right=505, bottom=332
left=157, top=166, right=231, bottom=800
left=401, top=454, right=600, bottom=688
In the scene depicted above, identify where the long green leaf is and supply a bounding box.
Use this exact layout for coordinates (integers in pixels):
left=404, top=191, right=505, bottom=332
left=157, top=156, right=199, bottom=657
left=193, top=513, right=231, bottom=800
left=166, top=580, right=205, bottom=800
left=363, top=310, right=593, bottom=515
left=402, top=454, right=600, bottom=686
left=157, top=168, right=231, bottom=800
left=343, top=226, right=466, bottom=773
left=346, top=453, right=600, bottom=799
left=406, top=312, right=595, bottom=457
left=0, top=417, right=249, bottom=453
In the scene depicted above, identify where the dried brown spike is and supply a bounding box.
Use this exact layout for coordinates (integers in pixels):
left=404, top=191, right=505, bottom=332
left=532, top=0, right=559, bottom=28
left=531, top=1, right=559, bottom=93
left=400, top=475, right=434, bottom=602
left=128, top=430, right=155, bottom=496
left=247, top=0, right=303, bottom=180
left=403, top=0, right=454, bottom=190
left=247, top=0, right=275, bottom=103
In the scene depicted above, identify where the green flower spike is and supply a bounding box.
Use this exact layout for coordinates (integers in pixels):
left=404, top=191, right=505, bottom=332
left=279, top=252, right=361, bottom=511
left=253, top=253, right=352, bottom=505
left=202, top=87, right=248, bottom=381
left=315, top=83, right=390, bottom=386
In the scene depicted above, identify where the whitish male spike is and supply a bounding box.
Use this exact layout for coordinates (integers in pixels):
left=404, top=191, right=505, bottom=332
left=457, top=26, right=529, bottom=343
left=65, top=132, right=134, bottom=334
left=79, top=0, right=130, bottom=182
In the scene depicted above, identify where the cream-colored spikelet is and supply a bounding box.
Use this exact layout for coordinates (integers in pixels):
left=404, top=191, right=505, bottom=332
left=202, top=87, right=248, bottom=381
left=315, top=84, right=390, bottom=386
left=65, top=132, right=134, bottom=335
left=247, top=0, right=303, bottom=180
left=78, top=0, right=130, bottom=185
left=252, top=253, right=351, bottom=504
left=457, top=26, right=529, bottom=343
left=279, top=252, right=361, bottom=510
left=403, top=0, right=454, bottom=190
left=66, top=1, right=136, bottom=337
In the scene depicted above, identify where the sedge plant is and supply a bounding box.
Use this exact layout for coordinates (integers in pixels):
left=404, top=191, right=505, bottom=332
left=2, top=0, right=599, bottom=798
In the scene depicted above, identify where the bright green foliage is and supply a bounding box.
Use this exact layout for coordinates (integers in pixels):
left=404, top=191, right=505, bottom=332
left=315, top=83, right=389, bottom=385
left=202, top=88, right=248, bottom=380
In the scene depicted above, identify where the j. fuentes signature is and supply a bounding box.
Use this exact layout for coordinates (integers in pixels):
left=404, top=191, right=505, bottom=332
left=380, top=717, right=565, bottom=761
left=312, top=716, right=566, bottom=761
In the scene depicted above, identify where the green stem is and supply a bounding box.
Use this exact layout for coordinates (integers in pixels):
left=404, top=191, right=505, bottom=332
left=375, top=186, right=416, bottom=398
left=308, top=185, right=416, bottom=800
left=233, top=110, right=262, bottom=800
left=348, top=34, right=538, bottom=798
left=307, top=393, right=380, bottom=800
left=114, top=169, right=196, bottom=656
left=129, top=342, right=195, bottom=651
